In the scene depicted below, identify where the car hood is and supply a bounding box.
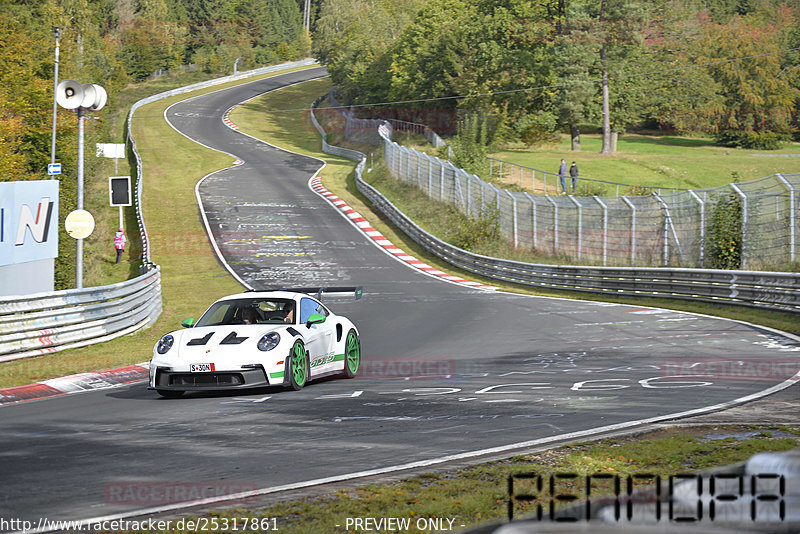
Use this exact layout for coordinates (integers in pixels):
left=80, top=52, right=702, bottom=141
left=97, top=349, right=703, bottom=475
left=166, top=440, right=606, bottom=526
left=169, top=324, right=294, bottom=354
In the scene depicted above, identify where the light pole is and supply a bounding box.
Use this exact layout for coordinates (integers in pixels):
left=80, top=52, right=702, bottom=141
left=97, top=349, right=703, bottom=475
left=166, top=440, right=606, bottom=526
left=50, top=26, right=61, bottom=166
left=56, top=80, right=107, bottom=288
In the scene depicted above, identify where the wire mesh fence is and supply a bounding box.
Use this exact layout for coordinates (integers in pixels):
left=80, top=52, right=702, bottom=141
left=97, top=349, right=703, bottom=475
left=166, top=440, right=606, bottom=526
left=340, top=112, right=799, bottom=270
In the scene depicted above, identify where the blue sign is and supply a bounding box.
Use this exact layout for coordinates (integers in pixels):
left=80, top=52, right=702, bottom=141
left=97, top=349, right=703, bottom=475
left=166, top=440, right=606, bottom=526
left=0, top=181, right=60, bottom=267
left=47, top=163, right=62, bottom=175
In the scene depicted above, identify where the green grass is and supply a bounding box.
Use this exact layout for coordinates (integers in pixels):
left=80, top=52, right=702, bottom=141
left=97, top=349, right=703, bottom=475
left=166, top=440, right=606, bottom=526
left=489, top=133, right=800, bottom=191
left=0, top=65, right=315, bottom=388
left=153, top=425, right=800, bottom=533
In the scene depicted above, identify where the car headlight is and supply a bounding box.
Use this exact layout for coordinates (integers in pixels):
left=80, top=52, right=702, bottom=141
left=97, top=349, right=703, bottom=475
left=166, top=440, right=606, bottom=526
left=257, top=332, right=280, bottom=351
left=156, top=334, right=174, bottom=354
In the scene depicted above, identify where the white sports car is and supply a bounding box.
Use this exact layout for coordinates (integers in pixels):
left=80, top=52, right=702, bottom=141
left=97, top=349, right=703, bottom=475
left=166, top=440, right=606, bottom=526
left=149, top=287, right=362, bottom=398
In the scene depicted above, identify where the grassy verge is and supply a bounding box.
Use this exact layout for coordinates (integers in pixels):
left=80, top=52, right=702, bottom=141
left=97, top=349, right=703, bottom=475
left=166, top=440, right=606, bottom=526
left=153, top=425, right=800, bottom=533
left=489, top=134, right=800, bottom=191
left=0, top=65, right=315, bottom=388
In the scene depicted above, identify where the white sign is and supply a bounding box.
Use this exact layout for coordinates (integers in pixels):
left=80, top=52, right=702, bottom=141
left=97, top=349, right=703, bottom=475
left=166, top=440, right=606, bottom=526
left=96, top=143, right=125, bottom=159
left=0, top=181, right=60, bottom=267
left=65, top=210, right=95, bottom=239
left=47, top=163, right=62, bottom=175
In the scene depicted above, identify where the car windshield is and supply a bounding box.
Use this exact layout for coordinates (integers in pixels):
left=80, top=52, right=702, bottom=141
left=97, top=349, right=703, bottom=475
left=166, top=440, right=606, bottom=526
left=195, top=298, right=295, bottom=327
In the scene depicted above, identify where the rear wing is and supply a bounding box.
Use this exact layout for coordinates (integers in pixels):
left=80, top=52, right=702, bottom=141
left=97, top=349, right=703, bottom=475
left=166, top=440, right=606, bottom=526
left=261, top=286, right=363, bottom=301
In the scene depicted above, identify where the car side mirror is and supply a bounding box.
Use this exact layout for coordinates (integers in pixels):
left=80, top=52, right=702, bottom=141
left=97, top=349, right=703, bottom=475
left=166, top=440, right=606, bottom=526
left=306, top=313, right=326, bottom=327
left=181, top=318, right=195, bottom=328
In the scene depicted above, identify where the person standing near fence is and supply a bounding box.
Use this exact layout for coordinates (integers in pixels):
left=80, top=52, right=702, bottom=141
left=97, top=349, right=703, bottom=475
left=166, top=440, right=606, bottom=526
left=114, top=228, right=127, bottom=264
left=570, top=161, right=579, bottom=191
left=558, top=158, right=568, bottom=194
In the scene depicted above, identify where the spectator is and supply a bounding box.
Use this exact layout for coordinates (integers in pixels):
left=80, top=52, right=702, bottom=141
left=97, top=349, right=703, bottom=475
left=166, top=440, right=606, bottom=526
left=114, top=228, right=126, bottom=264
left=558, top=158, right=568, bottom=194
left=570, top=161, right=579, bottom=191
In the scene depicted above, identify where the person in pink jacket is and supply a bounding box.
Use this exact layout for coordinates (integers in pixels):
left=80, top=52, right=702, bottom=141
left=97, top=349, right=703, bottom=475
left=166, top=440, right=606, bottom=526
left=114, top=228, right=127, bottom=264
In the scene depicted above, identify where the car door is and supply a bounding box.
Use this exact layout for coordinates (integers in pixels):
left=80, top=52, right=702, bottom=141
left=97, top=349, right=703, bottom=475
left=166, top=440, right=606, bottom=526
left=299, top=297, right=334, bottom=375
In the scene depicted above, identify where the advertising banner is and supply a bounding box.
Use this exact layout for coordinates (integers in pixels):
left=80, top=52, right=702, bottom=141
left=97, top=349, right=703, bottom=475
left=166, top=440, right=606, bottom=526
left=0, top=180, right=60, bottom=267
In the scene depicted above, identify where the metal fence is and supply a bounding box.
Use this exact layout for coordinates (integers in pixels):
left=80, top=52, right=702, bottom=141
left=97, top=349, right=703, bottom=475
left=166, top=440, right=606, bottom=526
left=0, top=267, right=162, bottom=362
left=379, top=129, right=799, bottom=270
left=310, top=97, right=800, bottom=313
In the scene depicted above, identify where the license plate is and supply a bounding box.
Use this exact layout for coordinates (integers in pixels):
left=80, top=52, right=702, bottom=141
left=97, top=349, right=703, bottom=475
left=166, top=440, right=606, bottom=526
left=190, top=363, right=215, bottom=373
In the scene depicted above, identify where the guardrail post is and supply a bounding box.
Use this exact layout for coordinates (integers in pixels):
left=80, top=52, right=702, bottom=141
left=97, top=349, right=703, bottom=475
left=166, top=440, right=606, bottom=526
left=777, top=173, right=796, bottom=263
left=688, top=190, right=705, bottom=267
left=568, top=195, right=583, bottom=260
left=621, top=196, right=636, bottom=265
left=546, top=195, right=559, bottom=254
left=730, top=183, right=748, bottom=269
left=593, top=195, right=608, bottom=266
left=507, top=191, right=518, bottom=248
left=524, top=192, right=538, bottom=250
left=531, top=169, right=535, bottom=192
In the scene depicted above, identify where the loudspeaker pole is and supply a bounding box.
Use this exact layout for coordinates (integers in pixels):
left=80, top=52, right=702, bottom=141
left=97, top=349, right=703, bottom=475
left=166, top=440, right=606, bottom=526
left=50, top=27, right=61, bottom=166
left=76, top=107, right=85, bottom=288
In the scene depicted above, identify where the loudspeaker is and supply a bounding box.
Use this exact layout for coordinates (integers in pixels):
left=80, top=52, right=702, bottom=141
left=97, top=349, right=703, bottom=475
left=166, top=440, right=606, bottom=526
left=56, top=79, right=84, bottom=110
left=81, top=83, right=107, bottom=111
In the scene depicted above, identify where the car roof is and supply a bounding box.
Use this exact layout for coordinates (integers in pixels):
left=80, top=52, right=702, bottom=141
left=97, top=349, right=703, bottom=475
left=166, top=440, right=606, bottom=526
left=213, top=291, right=315, bottom=303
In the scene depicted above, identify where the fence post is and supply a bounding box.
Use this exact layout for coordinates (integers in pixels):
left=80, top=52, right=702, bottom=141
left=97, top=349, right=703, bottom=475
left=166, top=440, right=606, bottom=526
left=531, top=169, right=535, bottom=192
left=416, top=151, right=422, bottom=188
left=440, top=162, right=446, bottom=202
left=653, top=193, right=684, bottom=266
left=546, top=195, right=559, bottom=255
left=467, top=174, right=472, bottom=217
left=524, top=192, right=538, bottom=250
left=568, top=195, right=583, bottom=260
left=688, top=190, right=705, bottom=268
left=621, top=196, right=636, bottom=265
left=507, top=191, right=519, bottom=248
left=730, top=183, right=748, bottom=270
left=489, top=159, right=493, bottom=180
left=593, top=195, right=608, bottom=266
left=776, top=174, right=796, bottom=263
left=428, top=156, right=434, bottom=197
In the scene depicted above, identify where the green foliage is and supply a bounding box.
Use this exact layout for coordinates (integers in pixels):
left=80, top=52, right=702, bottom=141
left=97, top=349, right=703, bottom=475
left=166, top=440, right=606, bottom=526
left=707, top=191, right=743, bottom=269
left=449, top=113, right=491, bottom=176
left=450, top=206, right=501, bottom=251
left=514, top=111, right=559, bottom=147
left=714, top=131, right=790, bottom=150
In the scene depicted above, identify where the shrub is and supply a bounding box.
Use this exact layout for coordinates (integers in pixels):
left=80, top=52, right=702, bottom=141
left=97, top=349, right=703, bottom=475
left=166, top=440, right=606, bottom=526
left=706, top=193, right=743, bottom=269
left=714, top=131, right=790, bottom=150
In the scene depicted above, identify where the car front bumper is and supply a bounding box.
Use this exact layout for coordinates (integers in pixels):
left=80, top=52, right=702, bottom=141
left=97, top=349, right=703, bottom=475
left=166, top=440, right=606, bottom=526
left=149, top=366, right=278, bottom=391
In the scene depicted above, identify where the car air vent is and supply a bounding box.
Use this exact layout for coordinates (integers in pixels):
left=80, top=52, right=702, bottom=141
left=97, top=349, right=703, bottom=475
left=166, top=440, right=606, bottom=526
left=286, top=327, right=300, bottom=337
left=220, top=332, right=247, bottom=345
left=187, top=332, right=213, bottom=346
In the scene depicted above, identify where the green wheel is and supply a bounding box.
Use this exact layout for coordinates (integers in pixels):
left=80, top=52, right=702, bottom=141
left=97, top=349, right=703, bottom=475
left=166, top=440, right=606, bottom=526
left=287, top=340, right=308, bottom=390
left=342, top=330, right=360, bottom=378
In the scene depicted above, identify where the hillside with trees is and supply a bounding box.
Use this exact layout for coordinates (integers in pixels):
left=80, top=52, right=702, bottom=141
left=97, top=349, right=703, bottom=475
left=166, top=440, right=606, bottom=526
left=0, top=0, right=310, bottom=288
left=312, top=0, right=800, bottom=151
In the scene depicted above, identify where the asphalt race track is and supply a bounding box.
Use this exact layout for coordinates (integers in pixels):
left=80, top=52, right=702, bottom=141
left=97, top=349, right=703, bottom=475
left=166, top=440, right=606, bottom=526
left=1, top=67, right=798, bottom=527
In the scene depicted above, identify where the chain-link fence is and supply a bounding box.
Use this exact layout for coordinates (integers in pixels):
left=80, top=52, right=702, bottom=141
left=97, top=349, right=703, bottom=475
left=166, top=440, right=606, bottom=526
left=367, top=121, right=799, bottom=270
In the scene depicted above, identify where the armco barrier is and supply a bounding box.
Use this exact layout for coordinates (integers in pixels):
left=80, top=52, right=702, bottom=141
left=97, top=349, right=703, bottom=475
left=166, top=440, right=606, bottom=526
left=310, top=98, right=800, bottom=313
left=0, top=267, right=162, bottom=362
left=0, top=60, right=317, bottom=363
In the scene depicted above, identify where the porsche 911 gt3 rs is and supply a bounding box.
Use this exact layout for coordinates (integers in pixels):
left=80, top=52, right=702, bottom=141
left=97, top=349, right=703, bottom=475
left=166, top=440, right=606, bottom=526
left=148, top=287, right=362, bottom=398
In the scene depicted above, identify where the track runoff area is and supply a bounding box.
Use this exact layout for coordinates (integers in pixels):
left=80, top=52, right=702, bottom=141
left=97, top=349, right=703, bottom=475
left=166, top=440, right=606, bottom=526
left=0, top=67, right=797, bottom=532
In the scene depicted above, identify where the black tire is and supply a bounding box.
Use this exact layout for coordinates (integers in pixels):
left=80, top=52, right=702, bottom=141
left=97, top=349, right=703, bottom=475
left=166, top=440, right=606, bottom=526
left=287, top=340, right=308, bottom=390
left=156, top=389, right=184, bottom=399
left=341, top=329, right=360, bottom=378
